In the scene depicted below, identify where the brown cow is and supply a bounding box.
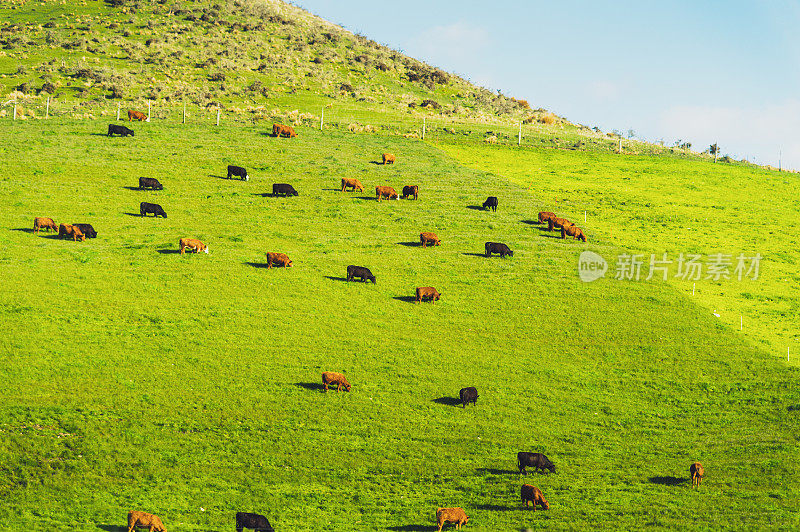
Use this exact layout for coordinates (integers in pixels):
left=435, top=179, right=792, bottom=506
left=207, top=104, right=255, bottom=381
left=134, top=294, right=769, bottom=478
left=548, top=217, right=574, bottom=231
left=34, top=217, right=58, bottom=234
left=127, top=511, right=166, bottom=532
left=273, top=123, right=297, bottom=138
left=690, top=462, right=704, bottom=487
left=561, top=224, right=587, bottom=242
left=416, top=287, right=440, bottom=303
left=128, top=110, right=147, bottom=121
left=376, top=186, right=398, bottom=201
left=538, top=211, right=556, bottom=224
left=420, top=232, right=440, bottom=247
left=402, top=185, right=419, bottom=200
left=341, top=177, right=364, bottom=192
left=322, top=372, right=350, bottom=392
left=521, top=484, right=549, bottom=511
left=436, top=507, right=468, bottom=531
left=179, top=238, right=208, bottom=255
left=58, top=223, right=85, bottom=242
left=382, top=153, right=396, bottom=164
left=266, top=252, right=292, bottom=268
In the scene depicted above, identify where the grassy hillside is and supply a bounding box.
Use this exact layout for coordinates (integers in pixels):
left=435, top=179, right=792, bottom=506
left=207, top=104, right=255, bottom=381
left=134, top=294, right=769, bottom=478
left=1, top=117, right=799, bottom=531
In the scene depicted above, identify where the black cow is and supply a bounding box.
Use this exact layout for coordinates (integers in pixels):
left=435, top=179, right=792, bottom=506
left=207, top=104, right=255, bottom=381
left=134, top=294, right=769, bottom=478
left=517, top=452, right=556, bottom=475
left=346, top=265, right=375, bottom=284
left=71, top=223, right=97, bottom=238
left=227, top=165, right=249, bottom=181
left=482, top=196, right=498, bottom=211
left=485, top=242, right=513, bottom=258
left=140, top=202, right=167, bottom=218
left=272, top=183, right=298, bottom=197
left=459, top=387, right=478, bottom=408
left=107, top=124, right=134, bottom=137
left=139, top=177, right=163, bottom=190
left=236, top=512, right=274, bottom=532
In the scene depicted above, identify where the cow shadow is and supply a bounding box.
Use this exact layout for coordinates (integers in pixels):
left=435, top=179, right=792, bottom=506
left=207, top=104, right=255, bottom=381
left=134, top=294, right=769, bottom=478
left=355, top=196, right=376, bottom=201
left=321, top=188, right=342, bottom=191
left=521, top=219, right=541, bottom=225
left=95, top=525, right=127, bottom=532
left=324, top=276, right=349, bottom=282
left=122, top=186, right=145, bottom=191
left=649, top=476, right=687, bottom=486
left=397, top=241, right=421, bottom=247
left=89, top=133, right=109, bottom=137
left=477, top=504, right=513, bottom=512
left=11, top=228, right=34, bottom=233
left=392, top=296, right=417, bottom=304
left=432, top=397, right=461, bottom=407
left=386, top=525, right=436, bottom=532
left=295, top=382, right=324, bottom=391
left=245, top=262, right=270, bottom=268
left=466, top=205, right=487, bottom=211
left=540, top=233, right=561, bottom=239
left=788, top=404, right=800, bottom=411
left=209, top=174, right=244, bottom=180
left=476, top=468, right=516, bottom=475
left=123, top=213, right=142, bottom=217
left=252, top=192, right=273, bottom=198
left=462, top=252, right=488, bottom=258
left=39, top=234, right=63, bottom=240
left=369, top=160, right=385, bottom=165
left=156, top=249, right=181, bottom=255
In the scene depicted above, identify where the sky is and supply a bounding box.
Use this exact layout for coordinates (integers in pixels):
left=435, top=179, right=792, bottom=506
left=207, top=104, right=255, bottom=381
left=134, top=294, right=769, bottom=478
left=291, top=0, right=800, bottom=170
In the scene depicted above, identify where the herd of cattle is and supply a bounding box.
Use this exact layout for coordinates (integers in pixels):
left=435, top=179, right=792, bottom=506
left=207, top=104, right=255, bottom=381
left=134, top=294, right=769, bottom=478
left=29, top=117, right=706, bottom=531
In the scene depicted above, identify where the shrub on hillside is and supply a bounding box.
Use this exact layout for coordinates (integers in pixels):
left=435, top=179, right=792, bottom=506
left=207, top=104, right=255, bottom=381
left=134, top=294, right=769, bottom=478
left=209, top=72, right=226, bottom=82
left=40, top=82, right=56, bottom=94
left=421, top=99, right=441, bottom=110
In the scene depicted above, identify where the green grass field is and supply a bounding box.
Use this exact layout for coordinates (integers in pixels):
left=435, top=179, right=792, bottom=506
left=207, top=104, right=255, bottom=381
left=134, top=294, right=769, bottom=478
left=1, top=117, right=799, bottom=531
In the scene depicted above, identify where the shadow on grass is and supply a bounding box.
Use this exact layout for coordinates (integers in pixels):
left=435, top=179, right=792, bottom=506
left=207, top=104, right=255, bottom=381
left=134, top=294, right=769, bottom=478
left=477, top=504, right=514, bottom=512
left=324, top=276, right=349, bottom=282
left=466, top=205, right=487, bottom=211
left=392, top=296, right=417, bottom=304
left=787, top=404, right=800, bottom=411
left=355, top=196, right=376, bottom=201
left=210, top=174, right=246, bottom=181
left=432, top=397, right=461, bottom=407
left=521, top=219, right=541, bottom=225
left=397, top=241, right=421, bottom=247
left=462, top=252, right=488, bottom=258
left=386, top=525, right=436, bottom=532
left=39, top=234, right=63, bottom=240
left=252, top=192, right=273, bottom=198
left=122, top=186, right=145, bottom=191
left=540, top=234, right=561, bottom=239
left=245, top=262, right=269, bottom=269
left=12, top=228, right=34, bottom=233
left=156, top=249, right=180, bottom=255
left=295, top=382, right=324, bottom=392
left=476, top=467, right=516, bottom=475
left=123, top=212, right=143, bottom=217
left=89, top=133, right=110, bottom=137
left=96, top=525, right=128, bottom=532
left=322, top=188, right=342, bottom=191
left=649, top=476, right=687, bottom=486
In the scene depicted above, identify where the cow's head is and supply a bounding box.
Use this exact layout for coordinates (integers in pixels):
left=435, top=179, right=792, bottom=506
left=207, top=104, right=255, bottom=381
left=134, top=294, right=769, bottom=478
left=244, top=175, right=249, bottom=181
left=204, top=246, right=209, bottom=254
left=541, top=499, right=549, bottom=510
left=343, top=382, right=351, bottom=391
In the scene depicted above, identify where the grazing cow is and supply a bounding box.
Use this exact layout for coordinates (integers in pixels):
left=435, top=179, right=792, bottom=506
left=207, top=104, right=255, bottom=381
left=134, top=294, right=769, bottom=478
left=128, top=110, right=147, bottom=121
left=517, top=452, right=556, bottom=475
left=690, top=462, right=704, bottom=487
left=485, top=242, right=513, bottom=258
left=459, top=387, right=478, bottom=407
left=235, top=512, right=274, bottom=532
left=58, top=223, right=85, bottom=242
left=561, top=224, right=587, bottom=242
left=346, top=265, right=375, bottom=283
left=139, top=177, right=163, bottom=190
left=538, top=211, right=556, bottom=224
left=33, top=217, right=58, bottom=234
left=375, top=186, right=398, bottom=201
left=140, top=202, right=167, bottom=218
left=72, top=223, right=97, bottom=238
left=402, top=185, right=419, bottom=200
left=548, top=217, right=573, bottom=232
left=521, top=484, right=549, bottom=511
left=341, top=177, right=364, bottom=192
left=436, top=507, right=468, bottom=531
left=416, top=286, right=440, bottom=303
left=420, top=232, right=440, bottom=247
left=382, top=153, right=396, bottom=164
left=272, top=183, right=299, bottom=197
left=108, top=124, right=134, bottom=137
left=179, top=238, right=208, bottom=255
left=127, top=511, right=166, bottom=532
left=482, top=196, right=498, bottom=211
left=227, top=165, right=249, bottom=181
left=322, top=371, right=351, bottom=392
left=273, top=123, right=297, bottom=138
left=266, top=252, right=292, bottom=268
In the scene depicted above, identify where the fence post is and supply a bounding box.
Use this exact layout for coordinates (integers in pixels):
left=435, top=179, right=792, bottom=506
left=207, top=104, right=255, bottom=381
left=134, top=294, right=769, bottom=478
left=13, top=99, right=17, bottom=121
left=117, top=102, right=120, bottom=121
left=147, top=100, right=151, bottom=122
left=422, top=117, right=426, bottom=140
left=183, top=101, right=186, bottom=124
left=216, top=107, right=220, bottom=126
left=518, top=121, right=522, bottom=146
left=320, top=108, right=324, bottom=130
left=618, top=137, right=622, bottom=153
left=46, top=96, right=50, bottom=119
